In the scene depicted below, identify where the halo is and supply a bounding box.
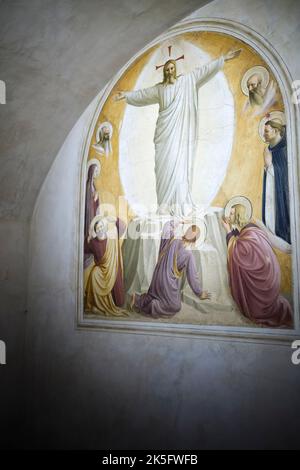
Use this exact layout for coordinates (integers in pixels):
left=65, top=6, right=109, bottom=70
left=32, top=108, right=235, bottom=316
left=241, top=66, right=270, bottom=96
left=89, top=215, right=108, bottom=239
left=174, top=218, right=207, bottom=248
left=87, top=158, right=101, bottom=176
left=95, top=121, right=113, bottom=143
left=258, top=111, right=286, bottom=142
left=224, top=196, right=253, bottom=222
left=156, top=43, right=185, bottom=71
left=89, top=214, right=118, bottom=241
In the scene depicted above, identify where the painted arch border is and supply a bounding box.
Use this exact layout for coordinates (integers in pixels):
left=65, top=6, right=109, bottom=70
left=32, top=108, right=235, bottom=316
left=76, top=17, right=300, bottom=345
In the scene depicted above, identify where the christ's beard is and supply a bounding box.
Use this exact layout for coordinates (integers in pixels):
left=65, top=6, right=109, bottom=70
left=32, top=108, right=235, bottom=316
left=164, top=74, right=175, bottom=84
left=249, top=88, right=264, bottom=106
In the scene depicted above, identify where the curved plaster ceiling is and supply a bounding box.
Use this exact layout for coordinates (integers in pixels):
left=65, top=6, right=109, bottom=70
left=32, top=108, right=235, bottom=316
left=0, top=0, right=211, bottom=221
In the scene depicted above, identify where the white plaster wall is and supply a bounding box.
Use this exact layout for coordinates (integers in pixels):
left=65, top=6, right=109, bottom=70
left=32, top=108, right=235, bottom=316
left=0, top=0, right=207, bottom=220
left=25, top=0, right=300, bottom=449
left=186, top=0, right=300, bottom=80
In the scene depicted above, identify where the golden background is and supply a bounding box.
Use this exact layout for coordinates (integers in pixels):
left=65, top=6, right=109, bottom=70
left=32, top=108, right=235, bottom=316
left=86, top=31, right=292, bottom=295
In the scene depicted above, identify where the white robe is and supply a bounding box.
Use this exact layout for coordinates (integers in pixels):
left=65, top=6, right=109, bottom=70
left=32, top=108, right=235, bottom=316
left=125, top=57, right=225, bottom=215
left=264, top=164, right=276, bottom=234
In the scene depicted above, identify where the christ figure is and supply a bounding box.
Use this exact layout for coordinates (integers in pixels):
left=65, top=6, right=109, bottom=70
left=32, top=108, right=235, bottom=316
left=115, top=48, right=241, bottom=216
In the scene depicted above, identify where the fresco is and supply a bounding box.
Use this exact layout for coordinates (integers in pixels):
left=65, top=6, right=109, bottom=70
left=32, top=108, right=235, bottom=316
left=82, top=31, right=293, bottom=329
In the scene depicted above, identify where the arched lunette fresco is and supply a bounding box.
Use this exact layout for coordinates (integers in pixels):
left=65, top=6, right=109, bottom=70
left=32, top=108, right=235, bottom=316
left=77, top=18, right=300, bottom=341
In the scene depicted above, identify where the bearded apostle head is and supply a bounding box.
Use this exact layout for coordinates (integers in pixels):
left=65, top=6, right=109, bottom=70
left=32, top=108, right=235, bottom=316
left=247, top=73, right=265, bottom=106
left=241, top=66, right=276, bottom=115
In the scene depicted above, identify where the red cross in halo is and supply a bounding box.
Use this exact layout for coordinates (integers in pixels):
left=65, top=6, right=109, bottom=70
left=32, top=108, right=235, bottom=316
left=155, top=45, right=185, bottom=70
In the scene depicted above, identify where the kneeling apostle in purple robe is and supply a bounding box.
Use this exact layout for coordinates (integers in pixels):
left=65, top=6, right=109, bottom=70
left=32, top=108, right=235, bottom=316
left=132, top=220, right=210, bottom=318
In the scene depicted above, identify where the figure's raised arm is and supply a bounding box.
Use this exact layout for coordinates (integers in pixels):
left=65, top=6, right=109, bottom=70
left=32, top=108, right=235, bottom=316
left=224, top=49, right=242, bottom=62
left=193, top=56, right=225, bottom=88
left=193, top=49, right=242, bottom=88
left=114, top=85, right=159, bottom=107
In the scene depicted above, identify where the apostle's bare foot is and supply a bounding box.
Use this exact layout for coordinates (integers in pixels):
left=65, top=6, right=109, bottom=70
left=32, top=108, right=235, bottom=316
left=200, top=290, right=211, bottom=300
left=130, top=293, right=136, bottom=311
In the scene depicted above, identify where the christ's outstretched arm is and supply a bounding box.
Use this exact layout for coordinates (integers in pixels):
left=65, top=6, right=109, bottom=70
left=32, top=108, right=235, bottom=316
left=193, top=56, right=225, bottom=88
left=115, top=85, right=159, bottom=107
left=193, top=49, right=241, bottom=88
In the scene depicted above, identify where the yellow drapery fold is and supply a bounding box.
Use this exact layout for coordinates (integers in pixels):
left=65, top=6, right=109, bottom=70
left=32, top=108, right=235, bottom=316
left=173, top=251, right=183, bottom=279
left=85, top=226, right=127, bottom=316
